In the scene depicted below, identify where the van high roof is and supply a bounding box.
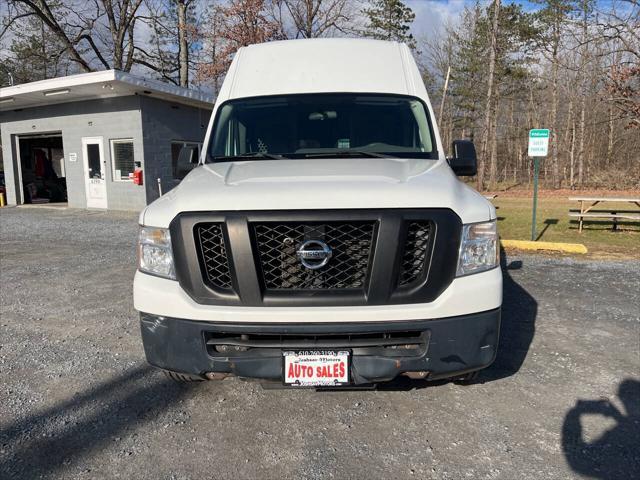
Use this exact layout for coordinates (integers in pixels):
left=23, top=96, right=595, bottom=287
left=220, top=38, right=428, bottom=101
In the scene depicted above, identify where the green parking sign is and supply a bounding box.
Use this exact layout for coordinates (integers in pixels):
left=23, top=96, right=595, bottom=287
left=528, top=128, right=550, bottom=241
left=528, top=129, right=550, bottom=157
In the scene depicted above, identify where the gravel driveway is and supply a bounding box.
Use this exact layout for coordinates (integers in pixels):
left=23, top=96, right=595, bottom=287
left=1, top=207, right=638, bottom=480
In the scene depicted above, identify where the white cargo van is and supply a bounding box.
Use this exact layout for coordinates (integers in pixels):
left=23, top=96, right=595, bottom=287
left=134, top=39, right=502, bottom=387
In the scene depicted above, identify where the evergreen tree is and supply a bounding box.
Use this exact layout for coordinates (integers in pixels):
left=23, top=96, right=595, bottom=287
left=1, top=15, right=72, bottom=85
left=433, top=2, right=538, bottom=188
left=448, top=4, right=486, bottom=139
left=532, top=0, right=576, bottom=188
left=361, top=0, right=416, bottom=50
left=141, top=0, right=201, bottom=87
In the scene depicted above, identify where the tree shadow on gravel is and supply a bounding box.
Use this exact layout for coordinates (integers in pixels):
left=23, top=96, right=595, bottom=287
left=0, top=364, right=197, bottom=479
left=562, top=378, right=640, bottom=480
left=378, top=248, right=537, bottom=391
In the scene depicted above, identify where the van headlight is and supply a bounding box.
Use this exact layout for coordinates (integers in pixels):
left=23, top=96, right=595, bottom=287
left=456, top=220, right=498, bottom=276
left=137, top=227, right=176, bottom=280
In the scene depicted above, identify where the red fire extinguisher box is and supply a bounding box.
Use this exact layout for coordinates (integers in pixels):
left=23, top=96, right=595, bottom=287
left=133, top=169, right=143, bottom=185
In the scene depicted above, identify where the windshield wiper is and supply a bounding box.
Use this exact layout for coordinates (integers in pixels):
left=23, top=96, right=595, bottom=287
left=212, top=152, right=288, bottom=161
left=301, top=150, right=391, bottom=159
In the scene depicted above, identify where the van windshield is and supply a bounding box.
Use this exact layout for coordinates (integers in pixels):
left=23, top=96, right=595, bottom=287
left=208, top=94, right=437, bottom=161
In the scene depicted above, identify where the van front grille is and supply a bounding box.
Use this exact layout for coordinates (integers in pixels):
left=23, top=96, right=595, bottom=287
left=194, top=223, right=232, bottom=290
left=252, top=222, right=376, bottom=290
left=178, top=209, right=460, bottom=307
left=398, top=221, right=432, bottom=286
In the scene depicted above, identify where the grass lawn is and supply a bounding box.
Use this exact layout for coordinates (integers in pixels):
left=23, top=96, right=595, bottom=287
left=492, top=197, right=640, bottom=259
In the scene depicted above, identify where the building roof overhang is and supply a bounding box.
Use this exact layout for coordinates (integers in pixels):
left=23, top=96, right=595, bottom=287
left=0, top=70, right=214, bottom=112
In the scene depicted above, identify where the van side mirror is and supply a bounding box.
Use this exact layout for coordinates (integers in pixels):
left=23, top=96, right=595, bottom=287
left=448, top=140, right=477, bottom=176
left=175, top=145, right=199, bottom=180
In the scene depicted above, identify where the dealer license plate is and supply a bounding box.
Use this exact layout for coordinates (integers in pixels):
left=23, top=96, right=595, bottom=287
left=283, top=350, right=350, bottom=387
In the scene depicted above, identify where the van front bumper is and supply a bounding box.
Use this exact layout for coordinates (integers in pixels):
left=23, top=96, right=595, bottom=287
left=139, top=308, right=501, bottom=385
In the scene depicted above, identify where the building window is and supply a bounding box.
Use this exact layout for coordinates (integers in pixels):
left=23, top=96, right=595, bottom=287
left=171, top=141, right=201, bottom=180
left=110, top=139, right=135, bottom=181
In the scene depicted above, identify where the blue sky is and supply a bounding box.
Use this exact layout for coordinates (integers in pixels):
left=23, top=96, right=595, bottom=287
left=406, top=0, right=627, bottom=38
left=406, top=0, right=469, bottom=37
left=405, top=0, right=546, bottom=38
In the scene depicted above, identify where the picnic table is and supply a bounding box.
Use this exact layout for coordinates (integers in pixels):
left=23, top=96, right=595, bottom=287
left=569, top=196, right=640, bottom=232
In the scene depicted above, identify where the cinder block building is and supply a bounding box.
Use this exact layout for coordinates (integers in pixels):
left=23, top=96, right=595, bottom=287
left=0, top=70, right=213, bottom=211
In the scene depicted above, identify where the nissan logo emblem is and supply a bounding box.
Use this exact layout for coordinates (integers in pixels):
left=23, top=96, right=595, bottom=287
left=296, top=239, right=332, bottom=270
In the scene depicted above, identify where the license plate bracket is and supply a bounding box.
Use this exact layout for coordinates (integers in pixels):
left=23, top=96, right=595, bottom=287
left=283, top=350, right=350, bottom=387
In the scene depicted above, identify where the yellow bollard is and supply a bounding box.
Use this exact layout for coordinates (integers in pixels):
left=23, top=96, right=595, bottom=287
left=0, top=192, right=5, bottom=207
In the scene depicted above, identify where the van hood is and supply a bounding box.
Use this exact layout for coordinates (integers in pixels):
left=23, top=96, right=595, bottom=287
left=141, top=158, right=494, bottom=226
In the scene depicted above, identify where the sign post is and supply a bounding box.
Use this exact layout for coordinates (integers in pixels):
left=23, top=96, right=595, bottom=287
left=528, top=129, right=550, bottom=241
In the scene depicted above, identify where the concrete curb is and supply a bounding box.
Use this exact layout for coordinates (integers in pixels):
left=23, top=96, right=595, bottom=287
left=16, top=204, right=68, bottom=210
left=500, top=239, right=588, bottom=254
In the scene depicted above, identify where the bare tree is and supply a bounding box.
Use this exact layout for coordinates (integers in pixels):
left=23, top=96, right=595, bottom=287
left=534, top=0, right=575, bottom=188
left=418, top=0, right=639, bottom=190
left=138, top=0, right=199, bottom=86
left=600, top=0, right=640, bottom=129
left=176, top=0, right=191, bottom=86
left=478, top=0, right=501, bottom=190
left=6, top=0, right=143, bottom=72
left=196, top=0, right=281, bottom=87
left=576, top=0, right=590, bottom=187
left=273, top=0, right=352, bottom=38
left=2, top=0, right=639, bottom=188
left=194, top=2, right=225, bottom=91
left=0, top=10, right=73, bottom=83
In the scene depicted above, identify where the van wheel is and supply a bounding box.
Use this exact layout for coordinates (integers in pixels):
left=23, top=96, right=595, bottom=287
left=453, top=370, right=480, bottom=385
left=163, top=370, right=204, bottom=383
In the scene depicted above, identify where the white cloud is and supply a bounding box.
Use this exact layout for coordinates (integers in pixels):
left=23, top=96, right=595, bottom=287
left=406, top=0, right=469, bottom=40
